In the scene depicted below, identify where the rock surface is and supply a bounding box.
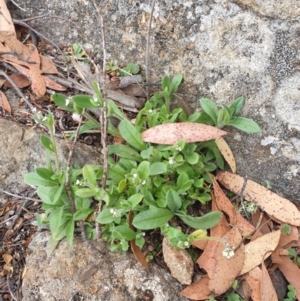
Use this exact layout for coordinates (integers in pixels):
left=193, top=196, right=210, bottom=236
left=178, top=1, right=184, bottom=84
left=0, top=116, right=101, bottom=201
left=22, top=232, right=188, bottom=301
left=8, top=0, right=300, bottom=202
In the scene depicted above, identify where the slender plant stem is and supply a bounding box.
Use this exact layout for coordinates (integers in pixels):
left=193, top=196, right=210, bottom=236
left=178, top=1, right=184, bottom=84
left=90, top=0, right=108, bottom=239
left=48, top=122, right=60, bottom=173
left=64, top=110, right=87, bottom=240
left=145, top=0, right=156, bottom=99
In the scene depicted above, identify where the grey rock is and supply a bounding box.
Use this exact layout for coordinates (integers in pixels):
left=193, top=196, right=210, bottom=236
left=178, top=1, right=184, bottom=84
left=8, top=0, right=299, bottom=201
left=0, top=117, right=101, bottom=199
left=22, top=232, right=188, bottom=301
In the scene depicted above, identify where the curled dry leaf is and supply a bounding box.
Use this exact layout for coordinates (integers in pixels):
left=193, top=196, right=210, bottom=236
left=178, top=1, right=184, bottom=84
left=141, top=122, right=227, bottom=145
left=9, top=61, right=46, bottom=97
left=180, top=275, right=218, bottom=300
left=106, top=89, right=144, bottom=109
left=29, top=68, right=46, bottom=97
left=27, top=44, right=40, bottom=66
left=208, top=226, right=245, bottom=295
left=239, top=230, right=281, bottom=275
left=4, top=36, right=34, bottom=61
left=121, top=84, right=146, bottom=97
left=4, top=73, right=31, bottom=88
left=213, top=179, right=255, bottom=237
left=0, top=0, right=15, bottom=38
left=108, top=75, right=143, bottom=89
left=0, top=91, right=11, bottom=113
left=195, top=195, right=230, bottom=276
left=271, top=226, right=300, bottom=300
left=216, top=171, right=300, bottom=226
left=261, top=258, right=278, bottom=301
left=180, top=275, right=217, bottom=300
left=128, top=211, right=148, bottom=270
left=42, top=76, right=67, bottom=91
left=245, top=267, right=262, bottom=301
left=192, top=195, right=229, bottom=251
left=215, top=137, right=236, bottom=173
left=40, top=55, right=58, bottom=74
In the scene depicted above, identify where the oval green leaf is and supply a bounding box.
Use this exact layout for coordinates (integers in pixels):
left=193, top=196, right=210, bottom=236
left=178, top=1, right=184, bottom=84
left=119, top=119, right=145, bottom=150
left=132, top=208, right=173, bottom=230
left=178, top=211, right=222, bottom=229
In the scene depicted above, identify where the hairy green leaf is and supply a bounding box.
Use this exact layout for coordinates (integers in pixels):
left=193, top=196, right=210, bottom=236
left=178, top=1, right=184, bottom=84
left=149, top=162, right=167, bottom=175
left=228, top=117, right=260, bottom=133
left=133, top=208, right=173, bottom=230
left=108, top=144, right=142, bottom=162
left=166, top=189, right=182, bottom=212
left=178, top=211, right=222, bottom=229
left=119, top=119, right=145, bottom=150
left=40, top=135, right=54, bottom=152
left=199, top=98, right=218, bottom=124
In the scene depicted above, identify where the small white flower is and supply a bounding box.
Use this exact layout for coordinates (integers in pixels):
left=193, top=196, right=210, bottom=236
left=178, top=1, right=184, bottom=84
left=142, top=232, right=145, bottom=236
left=173, top=144, right=182, bottom=151
left=222, top=246, right=235, bottom=259
left=168, top=157, right=175, bottom=165
left=148, top=109, right=153, bottom=113
left=32, top=107, right=37, bottom=112
left=141, top=180, right=146, bottom=185
left=184, top=241, right=190, bottom=247
left=110, top=209, right=114, bottom=214
left=165, top=223, right=170, bottom=227
left=75, top=180, right=80, bottom=185
left=133, top=173, right=138, bottom=178
left=65, top=98, right=71, bottom=106
left=72, top=113, right=81, bottom=122
left=246, top=202, right=258, bottom=215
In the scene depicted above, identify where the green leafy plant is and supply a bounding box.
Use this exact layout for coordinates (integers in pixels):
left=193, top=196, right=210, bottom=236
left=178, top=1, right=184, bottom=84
left=287, top=248, right=300, bottom=266
left=25, top=74, right=260, bottom=255
left=24, top=111, right=95, bottom=246
left=199, top=97, right=260, bottom=133
left=283, top=285, right=297, bottom=301
left=106, top=59, right=118, bottom=72
left=119, top=62, right=140, bottom=76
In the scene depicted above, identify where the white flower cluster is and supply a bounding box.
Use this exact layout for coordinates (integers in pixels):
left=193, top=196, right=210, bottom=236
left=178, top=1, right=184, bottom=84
left=222, top=245, right=235, bottom=259
left=177, top=240, right=190, bottom=248
left=132, top=174, right=146, bottom=185
left=168, top=157, right=175, bottom=165
left=35, top=111, right=48, bottom=122
left=173, top=144, right=182, bottom=152
left=75, top=180, right=84, bottom=186
left=110, top=209, right=121, bottom=218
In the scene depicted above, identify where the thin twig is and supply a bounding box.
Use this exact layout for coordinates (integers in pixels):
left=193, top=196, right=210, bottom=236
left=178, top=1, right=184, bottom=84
left=90, top=0, right=108, bottom=240
left=18, top=13, right=82, bottom=30
left=145, top=0, right=156, bottom=99
left=0, top=70, right=35, bottom=112
left=64, top=111, right=87, bottom=241
left=0, top=188, right=41, bottom=202
left=10, top=0, right=27, bottom=12
left=231, top=176, right=250, bottom=219
left=7, top=273, right=18, bottom=301
left=12, top=19, right=63, bottom=55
